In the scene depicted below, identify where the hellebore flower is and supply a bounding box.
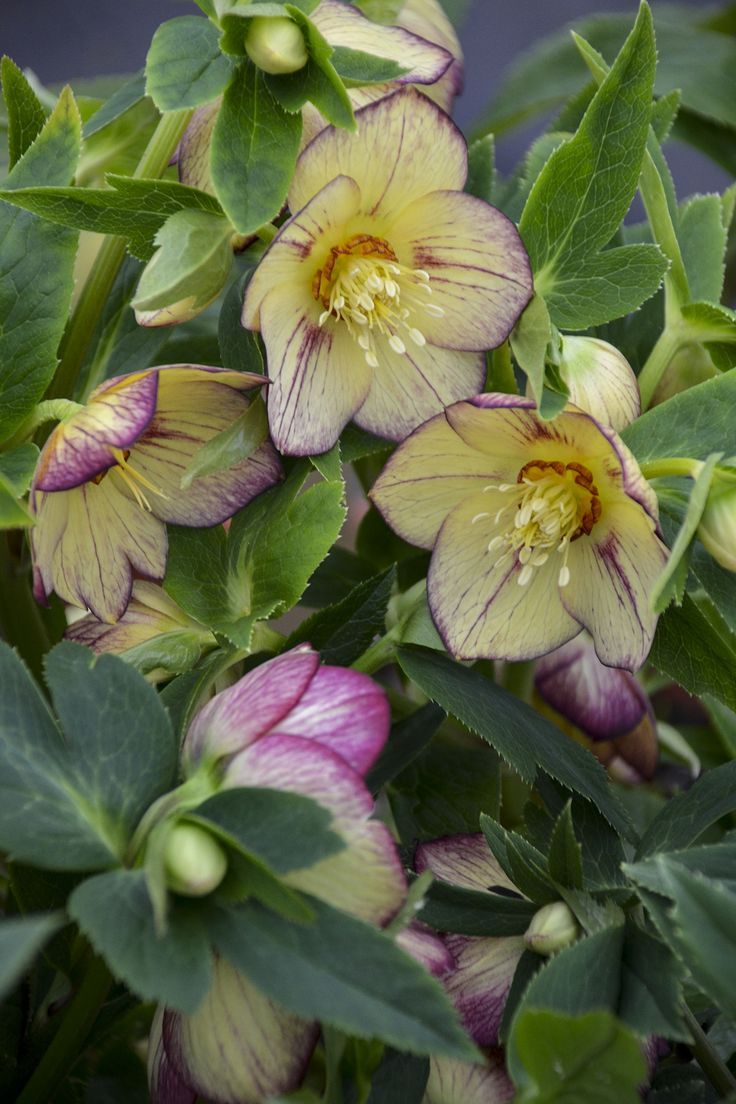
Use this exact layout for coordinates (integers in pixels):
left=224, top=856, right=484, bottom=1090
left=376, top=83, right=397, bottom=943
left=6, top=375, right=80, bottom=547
left=65, top=581, right=217, bottom=680
left=535, top=633, right=658, bottom=782
left=371, top=395, right=668, bottom=670
left=553, top=335, right=640, bottom=432
left=30, top=367, right=281, bottom=623
left=243, top=90, right=532, bottom=454
left=150, top=646, right=406, bottom=1104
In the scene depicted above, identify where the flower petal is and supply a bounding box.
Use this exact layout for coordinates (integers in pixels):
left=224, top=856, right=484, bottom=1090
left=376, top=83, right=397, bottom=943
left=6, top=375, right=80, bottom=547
left=414, top=834, right=516, bottom=894
left=176, top=100, right=219, bottom=193
left=34, top=371, right=158, bottom=491
left=397, top=924, right=454, bottom=977
left=184, top=645, right=320, bottom=765
left=130, top=376, right=282, bottom=526
left=354, top=335, right=485, bottom=442
left=427, top=494, right=580, bottom=661
left=163, top=964, right=318, bottom=1104
left=311, top=0, right=453, bottom=86
left=561, top=501, right=668, bottom=671
left=443, top=934, right=525, bottom=1047
left=425, top=1052, right=514, bottom=1104
left=243, top=174, right=362, bottom=330
left=31, top=480, right=166, bottom=623
left=535, top=634, right=651, bottom=741
left=290, top=88, right=467, bottom=220
left=270, top=665, right=390, bottom=775
left=148, top=1007, right=198, bottom=1104
left=397, top=0, right=464, bottom=112
left=388, top=190, right=532, bottom=351
left=370, top=411, right=499, bottom=550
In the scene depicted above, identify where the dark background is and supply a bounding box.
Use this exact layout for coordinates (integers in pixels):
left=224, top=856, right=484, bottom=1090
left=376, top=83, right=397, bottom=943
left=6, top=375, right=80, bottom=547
left=0, top=0, right=730, bottom=193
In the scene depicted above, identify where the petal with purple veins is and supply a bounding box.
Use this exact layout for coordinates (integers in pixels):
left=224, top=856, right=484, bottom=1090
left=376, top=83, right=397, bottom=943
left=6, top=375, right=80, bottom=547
left=443, top=934, right=525, bottom=1047
left=415, top=834, right=516, bottom=894
left=397, top=924, right=454, bottom=978
left=425, top=1050, right=514, bottom=1104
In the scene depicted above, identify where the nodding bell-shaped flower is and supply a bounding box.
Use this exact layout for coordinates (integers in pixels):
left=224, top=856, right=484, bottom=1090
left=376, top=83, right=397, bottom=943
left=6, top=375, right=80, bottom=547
left=242, top=89, right=532, bottom=454
left=244, top=15, right=309, bottom=75
left=554, top=335, right=640, bottom=432
left=30, top=367, right=282, bottom=623
left=523, top=902, right=578, bottom=957
left=372, top=394, right=668, bottom=671
left=698, top=480, right=736, bottom=573
left=535, top=634, right=658, bottom=783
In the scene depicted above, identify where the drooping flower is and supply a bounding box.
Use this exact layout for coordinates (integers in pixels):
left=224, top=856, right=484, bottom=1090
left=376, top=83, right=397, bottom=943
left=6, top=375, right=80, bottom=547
left=242, top=90, right=532, bottom=454
left=151, top=646, right=407, bottom=1104
left=30, top=367, right=281, bottom=623
left=371, top=394, right=668, bottom=670
left=551, top=335, right=640, bottom=432
left=535, top=633, right=658, bottom=782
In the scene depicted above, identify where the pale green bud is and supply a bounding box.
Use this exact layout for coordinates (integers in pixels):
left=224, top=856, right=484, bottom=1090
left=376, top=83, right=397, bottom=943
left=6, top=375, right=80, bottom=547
left=698, top=484, right=736, bottom=573
left=245, top=16, right=308, bottom=75
left=164, top=823, right=228, bottom=897
left=524, top=901, right=578, bottom=956
left=557, top=335, right=640, bottom=432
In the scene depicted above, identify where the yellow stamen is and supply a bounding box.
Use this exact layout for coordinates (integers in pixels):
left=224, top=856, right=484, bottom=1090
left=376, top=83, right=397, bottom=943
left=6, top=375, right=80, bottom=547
left=109, top=447, right=167, bottom=512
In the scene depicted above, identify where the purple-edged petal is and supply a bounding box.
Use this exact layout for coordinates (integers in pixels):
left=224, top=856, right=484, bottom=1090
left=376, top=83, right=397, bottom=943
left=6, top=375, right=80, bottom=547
left=163, top=964, right=318, bottom=1104
left=34, top=371, right=158, bottom=491
left=398, top=0, right=464, bottom=113
left=65, top=580, right=187, bottom=653
left=353, top=337, right=485, bottom=442
left=148, top=1008, right=198, bottom=1104
left=427, top=494, right=581, bottom=662
left=397, top=924, right=454, bottom=978
left=443, top=934, right=524, bottom=1047
left=388, top=191, right=532, bottom=351
left=370, top=411, right=500, bottom=550
left=415, top=834, right=516, bottom=894
left=535, top=634, right=651, bottom=741
left=425, top=1052, right=514, bottom=1104
left=176, top=100, right=219, bottom=193
left=184, top=645, right=320, bottom=765
left=31, top=480, right=167, bottom=623
left=562, top=502, right=668, bottom=671
left=290, top=88, right=467, bottom=220
left=130, top=372, right=282, bottom=527
left=311, top=0, right=452, bottom=86
left=556, top=336, right=640, bottom=433
left=270, top=665, right=389, bottom=775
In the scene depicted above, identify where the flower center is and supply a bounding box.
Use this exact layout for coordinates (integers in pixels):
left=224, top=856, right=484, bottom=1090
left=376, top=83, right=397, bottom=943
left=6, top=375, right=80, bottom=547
left=92, top=448, right=167, bottom=512
left=473, top=459, right=602, bottom=588
left=312, top=233, right=444, bottom=367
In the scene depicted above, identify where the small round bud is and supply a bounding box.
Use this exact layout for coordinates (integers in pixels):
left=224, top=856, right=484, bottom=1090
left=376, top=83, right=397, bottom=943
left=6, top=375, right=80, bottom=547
left=524, top=902, right=578, bottom=956
left=245, top=16, right=308, bottom=75
left=164, top=823, right=228, bottom=897
left=557, top=336, right=640, bottom=432
left=698, top=484, right=736, bottom=573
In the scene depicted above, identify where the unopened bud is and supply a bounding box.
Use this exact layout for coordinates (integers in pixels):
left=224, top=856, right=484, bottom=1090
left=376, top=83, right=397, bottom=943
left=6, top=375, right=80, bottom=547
left=524, top=902, right=578, bottom=956
left=164, top=823, right=228, bottom=897
left=135, top=295, right=200, bottom=328
left=557, top=335, right=640, bottom=432
left=698, top=483, right=736, bottom=573
left=245, top=16, right=308, bottom=75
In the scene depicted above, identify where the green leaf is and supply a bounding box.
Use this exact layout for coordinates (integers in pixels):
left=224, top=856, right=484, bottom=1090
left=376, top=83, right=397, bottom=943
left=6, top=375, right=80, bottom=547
left=365, top=703, right=444, bottom=794
left=465, top=134, right=495, bottom=203
left=331, top=45, right=407, bottom=85
left=619, top=921, right=686, bottom=1040
left=391, top=741, right=501, bottom=843
left=0, top=913, right=65, bottom=1001
left=146, top=17, right=234, bottom=111
left=218, top=267, right=265, bottom=373
left=266, top=7, right=355, bottom=130
left=635, top=759, right=736, bottom=858
left=366, top=1050, right=428, bottom=1104
left=0, top=443, right=39, bottom=529
left=210, top=896, right=477, bottom=1059
left=396, top=646, right=634, bottom=841
left=482, top=818, right=558, bottom=904
left=211, top=62, right=302, bottom=235
left=510, top=294, right=552, bottom=407
left=82, top=70, right=147, bottom=138
left=310, top=442, right=342, bottom=483
left=650, top=89, right=681, bottom=143
left=649, top=594, right=736, bottom=713
left=181, top=397, right=268, bottom=489
left=190, top=786, right=345, bottom=874
left=540, top=244, right=668, bottom=331
left=679, top=194, right=729, bottom=305
left=132, top=207, right=234, bottom=315
left=623, top=370, right=736, bottom=463
left=0, top=86, right=80, bottom=443
left=547, top=801, right=583, bottom=890
left=286, top=566, right=395, bottom=666
left=1, top=57, right=46, bottom=169
left=68, top=869, right=213, bottom=1013
left=418, top=880, right=536, bottom=937
left=519, top=5, right=656, bottom=322
left=512, top=1009, right=647, bottom=1104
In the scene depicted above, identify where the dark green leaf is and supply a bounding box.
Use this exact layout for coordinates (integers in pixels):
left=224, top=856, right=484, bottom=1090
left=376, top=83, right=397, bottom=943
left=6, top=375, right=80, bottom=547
left=622, top=370, right=736, bottom=464
left=1, top=57, right=46, bottom=168
left=547, top=802, right=583, bottom=890
left=210, top=896, right=477, bottom=1058
left=0, top=914, right=65, bottom=1000
left=648, top=595, right=736, bottom=713
left=391, top=740, right=501, bottom=842
left=146, top=17, right=234, bottom=111
left=83, top=71, right=147, bottom=138
left=218, top=267, right=265, bottom=374
left=635, top=759, right=736, bottom=858
left=366, top=1049, right=428, bottom=1104
left=211, top=62, right=302, bottom=235
left=397, top=646, right=634, bottom=841
left=482, top=817, right=558, bottom=904
left=302, top=544, right=375, bottom=607
left=418, top=880, right=536, bottom=937
left=68, top=869, right=213, bottom=1013
left=287, top=566, right=394, bottom=666
left=365, top=703, right=444, bottom=794
left=619, top=922, right=686, bottom=1040
left=510, top=293, right=552, bottom=408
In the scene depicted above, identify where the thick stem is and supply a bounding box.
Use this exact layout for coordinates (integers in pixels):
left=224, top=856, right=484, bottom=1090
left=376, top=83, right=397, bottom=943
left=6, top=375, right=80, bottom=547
left=15, top=955, right=112, bottom=1104
left=683, top=1006, right=736, bottom=1100
left=47, top=108, right=193, bottom=402
left=351, top=632, right=398, bottom=675
left=0, top=537, right=50, bottom=680
left=639, top=457, right=704, bottom=481
left=637, top=328, right=682, bottom=410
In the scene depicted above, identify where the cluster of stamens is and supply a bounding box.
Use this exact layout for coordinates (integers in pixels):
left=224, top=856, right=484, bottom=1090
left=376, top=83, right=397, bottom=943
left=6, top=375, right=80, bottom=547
left=312, top=233, right=444, bottom=367
left=472, top=459, right=602, bottom=588
left=92, top=447, right=167, bottom=512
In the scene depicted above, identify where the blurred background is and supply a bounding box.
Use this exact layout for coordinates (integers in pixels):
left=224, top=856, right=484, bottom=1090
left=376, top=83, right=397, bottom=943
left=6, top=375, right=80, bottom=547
left=0, top=0, right=730, bottom=193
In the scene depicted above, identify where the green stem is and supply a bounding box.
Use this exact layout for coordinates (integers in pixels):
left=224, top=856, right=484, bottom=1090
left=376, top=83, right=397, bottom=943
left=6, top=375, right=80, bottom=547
left=47, top=108, right=193, bottom=402
left=3, top=398, right=84, bottom=450
left=15, top=955, right=112, bottom=1104
left=487, top=342, right=519, bottom=395
left=351, top=632, right=398, bottom=675
left=0, top=536, right=50, bottom=680
left=683, top=1006, right=736, bottom=1100
left=639, top=456, right=704, bottom=481
left=637, top=327, right=682, bottom=410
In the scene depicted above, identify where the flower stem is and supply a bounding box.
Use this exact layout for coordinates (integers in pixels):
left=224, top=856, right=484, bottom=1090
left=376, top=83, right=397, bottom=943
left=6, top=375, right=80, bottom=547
left=637, top=328, right=683, bottom=411
left=683, top=1006, right=736, bottom=1099
left=351, top=632, right=398, bottom=674
left=639, top=457, right=704, bottom=481
left=47, top=108, right=193, bottom=402
left=15, top=955, right=112, bottom=1104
